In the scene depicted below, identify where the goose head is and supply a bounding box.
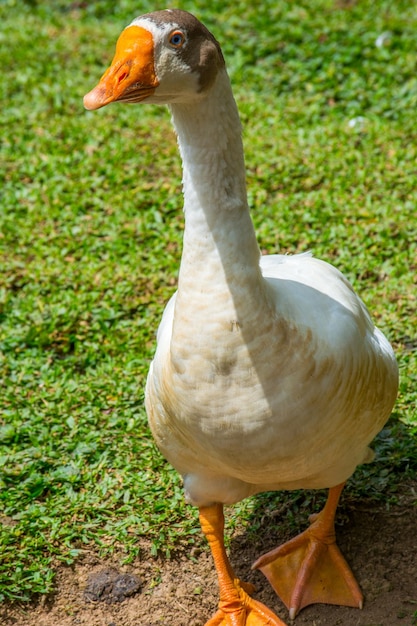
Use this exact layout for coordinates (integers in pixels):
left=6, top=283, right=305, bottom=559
left=83, top=9, right=225, bottom=110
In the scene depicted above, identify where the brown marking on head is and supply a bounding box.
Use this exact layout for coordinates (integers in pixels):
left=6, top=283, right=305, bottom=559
left=140, top=9, right=225, bottom=93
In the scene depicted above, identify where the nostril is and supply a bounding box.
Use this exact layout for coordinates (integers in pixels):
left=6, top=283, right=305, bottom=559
left=117, top=71, right=129, bottom=84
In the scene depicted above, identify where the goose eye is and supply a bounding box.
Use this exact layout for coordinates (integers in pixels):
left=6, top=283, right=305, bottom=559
left=169, top=30, right=185, bottom=48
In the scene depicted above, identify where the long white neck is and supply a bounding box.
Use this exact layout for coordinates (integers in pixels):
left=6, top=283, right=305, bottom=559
left=169, top=69, right=264, bottom=325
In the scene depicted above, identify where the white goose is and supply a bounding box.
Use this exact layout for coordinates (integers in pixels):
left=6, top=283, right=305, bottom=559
left=84, top=10, right=399, bottom=626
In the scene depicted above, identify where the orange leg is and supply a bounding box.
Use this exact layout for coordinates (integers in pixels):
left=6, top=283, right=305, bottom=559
left=199, top=503, right=286, bottom=626
left=252, top=483, right=363, bottom=620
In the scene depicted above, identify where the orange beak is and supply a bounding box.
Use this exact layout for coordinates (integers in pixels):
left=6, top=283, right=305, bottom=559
left=83, top=25, right=159, bottom=111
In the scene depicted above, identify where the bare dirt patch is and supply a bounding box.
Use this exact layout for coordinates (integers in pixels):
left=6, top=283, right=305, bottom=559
left=1, top=486, right=416, bottom=626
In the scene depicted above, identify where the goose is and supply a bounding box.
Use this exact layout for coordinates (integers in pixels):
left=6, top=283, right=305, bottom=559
left=84, top=9, right=399, bottom=625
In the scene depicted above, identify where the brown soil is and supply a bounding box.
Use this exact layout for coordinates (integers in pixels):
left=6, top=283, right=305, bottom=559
left=1, top=486, right=416, bottom=626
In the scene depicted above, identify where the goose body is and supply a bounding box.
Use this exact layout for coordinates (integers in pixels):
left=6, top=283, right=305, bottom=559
left=148, top=249, right=394, bottom=505
left=84, top=10, right=398, bottom=624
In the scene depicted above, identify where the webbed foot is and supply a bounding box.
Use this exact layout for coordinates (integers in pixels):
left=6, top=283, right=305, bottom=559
left=253, top=483, right=363, bottom=619
left=200, top=504, right=286, bottom=626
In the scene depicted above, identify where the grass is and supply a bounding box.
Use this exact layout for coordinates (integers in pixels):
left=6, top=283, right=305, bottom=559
left=1, top=0, right=416, bottom=603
